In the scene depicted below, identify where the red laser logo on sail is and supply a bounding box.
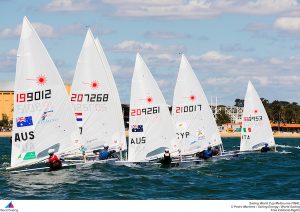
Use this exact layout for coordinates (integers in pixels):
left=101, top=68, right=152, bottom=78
left=190, top=95, right=196, bottom=101
left=90, top=81, right=99, bottom=89
left=147, top=97, right=153, bottom=103
left=82, top=81, right=100, bottom=89
left=37, top=75, right=47, bottom=86
left=26, top=74, right=47, bottom=86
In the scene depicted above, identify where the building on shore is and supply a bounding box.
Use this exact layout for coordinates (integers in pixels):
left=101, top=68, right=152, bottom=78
left=0, top=81, right=14, bottom=121
left=271, top=123, right=300, bottom=133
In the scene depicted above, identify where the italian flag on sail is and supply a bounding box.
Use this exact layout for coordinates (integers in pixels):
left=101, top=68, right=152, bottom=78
left=243, top=127, right=251, bottom=132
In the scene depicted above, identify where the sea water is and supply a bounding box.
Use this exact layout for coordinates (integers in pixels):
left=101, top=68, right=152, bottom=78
left=0, top=137, right=299, bottom=200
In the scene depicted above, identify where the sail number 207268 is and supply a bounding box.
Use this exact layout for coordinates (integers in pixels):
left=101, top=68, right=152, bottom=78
left=71, top=93, right=109, bottom=102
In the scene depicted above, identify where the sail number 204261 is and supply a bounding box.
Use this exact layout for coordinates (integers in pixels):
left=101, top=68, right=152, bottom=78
left=130, top=107, right=160, bottom=116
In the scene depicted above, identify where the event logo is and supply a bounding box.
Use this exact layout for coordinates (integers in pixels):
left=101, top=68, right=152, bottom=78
left=196, top=129, right=205, bottom=140
left=42, top=110, right=53, bottom=120
left=38, top=110, right=57, bottom=124
left=5, top=202, right=13, bottom=209
left=0, top=201, right=18, bottom=212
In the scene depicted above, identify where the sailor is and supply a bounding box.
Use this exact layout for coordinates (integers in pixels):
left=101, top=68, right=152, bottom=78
left=48, top=149, right=62, bottom=170
left=80, top=146, right=87, bottom=162
left=82, top=150, right=87, bottom=162
left=99, top=144, right=110, bottom=160
left=212, top=146, right=221, bottom=156
left=203, top=146, right=213, bottom=160
left=159, top=148, right=172, bottom=165
left=261, top=143, right=271, bottom=152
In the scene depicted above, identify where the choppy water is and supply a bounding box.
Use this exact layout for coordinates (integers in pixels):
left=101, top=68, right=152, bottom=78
left=0, top=137, right=299, bottom=200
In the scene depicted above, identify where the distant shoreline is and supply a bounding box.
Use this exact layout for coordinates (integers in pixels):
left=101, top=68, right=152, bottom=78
left=1, top=131, right=300, bottom=139
left=220, top=131, right=300, bottom=138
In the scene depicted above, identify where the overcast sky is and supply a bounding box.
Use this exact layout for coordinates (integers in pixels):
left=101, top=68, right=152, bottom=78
left=0, top=0, right=299, bottom=105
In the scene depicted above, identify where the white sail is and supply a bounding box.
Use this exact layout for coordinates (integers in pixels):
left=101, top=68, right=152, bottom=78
left=240, top=81, right=275, bottom=151
left=128, top=53, right=177, bottom=162
left=11, top=17, right=81, bottom=169
left=172, top=55, right=222, bottom=155
left=70, top=29, right=126, bottom=151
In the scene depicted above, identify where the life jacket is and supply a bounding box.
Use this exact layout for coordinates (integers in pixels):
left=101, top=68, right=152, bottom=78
left=99, top=150, right=110, bottom=160
left=48, top=154, right=62, bottom=170
left=203, top=150, right=213, bottom=159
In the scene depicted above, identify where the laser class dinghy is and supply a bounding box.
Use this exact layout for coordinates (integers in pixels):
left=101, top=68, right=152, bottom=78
left=68, top=29, right=126, bottom=160
left=172, top=55, right=224, bottom=157
left=168, top=55, right=239, bottom=166
left=7, top=17, right=82, bottom=173
left=239, top=81, right=276, bottom=153
left=116, top=53, right=178, bottom=166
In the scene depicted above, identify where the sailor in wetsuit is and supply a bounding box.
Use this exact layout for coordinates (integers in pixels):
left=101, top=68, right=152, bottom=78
left=203, top=146, right=213, bottom=160
left=159, top=148, right=172, bottom=165
left=261, top=143, right=271, bottom=152
left=48, top=149, right=62, bottom=171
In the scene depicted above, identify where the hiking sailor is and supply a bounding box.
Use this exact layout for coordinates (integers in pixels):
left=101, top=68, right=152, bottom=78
left=48, top=149, right=62, bottom=170
left=203, top=146, right=213, bottom=160
left=99, top=144, right=116, bottom=160
left=159, top=148, right=172, bottom=165
left=261, top=143, right=271, bottom=152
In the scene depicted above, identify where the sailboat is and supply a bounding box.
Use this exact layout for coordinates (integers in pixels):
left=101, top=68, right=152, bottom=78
left=240, top=81, right=275, bottom=152
left=7, top=17, right=82, bottom=172
left=70, top=29, right=126, bottom=156
left=172, top=55, right=223, bottom=156
left=127, top=53, right=177, bottom=162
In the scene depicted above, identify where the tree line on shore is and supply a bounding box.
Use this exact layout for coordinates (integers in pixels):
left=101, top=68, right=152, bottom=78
left=215, top=98, right=300, bottom=126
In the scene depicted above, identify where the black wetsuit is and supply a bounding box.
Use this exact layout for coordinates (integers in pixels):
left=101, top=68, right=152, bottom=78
left=160, top=153, right=172, bottom=165
left=261, top=146, right=270, bottom=152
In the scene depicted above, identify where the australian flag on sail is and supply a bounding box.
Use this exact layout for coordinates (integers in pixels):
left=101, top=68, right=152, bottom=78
left=16, top=116, right=33, bottom=127
left=75, top=112, right=83, bottom=122
left=132, top=125, right=143, bottom=132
